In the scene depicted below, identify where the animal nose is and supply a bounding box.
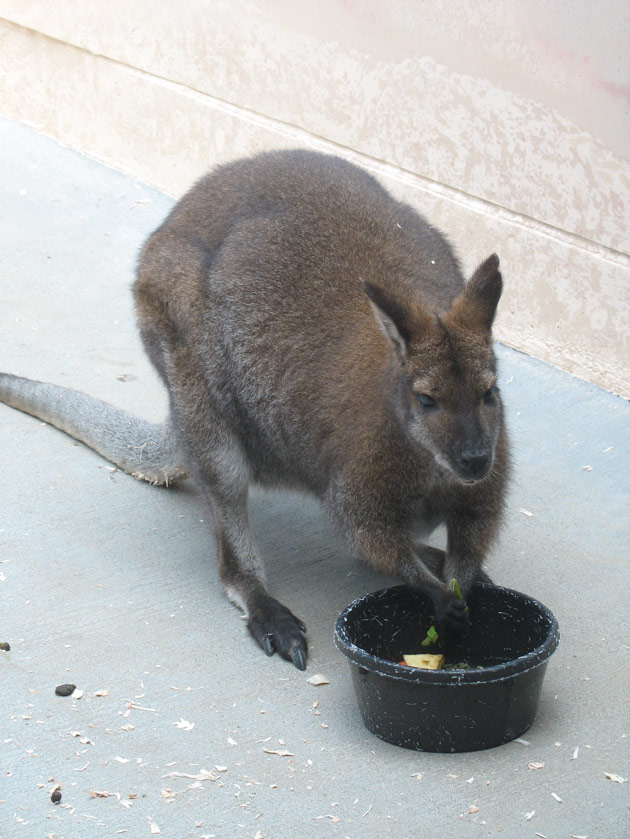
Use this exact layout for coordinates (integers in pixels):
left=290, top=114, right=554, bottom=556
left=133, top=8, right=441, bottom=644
left=460, top=448, right=490, bottom=479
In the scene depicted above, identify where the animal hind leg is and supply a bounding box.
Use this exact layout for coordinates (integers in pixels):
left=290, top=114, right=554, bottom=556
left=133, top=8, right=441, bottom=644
left=188, top=427, right=308, bottom=670
left=150, top=330, right=308, bottom=669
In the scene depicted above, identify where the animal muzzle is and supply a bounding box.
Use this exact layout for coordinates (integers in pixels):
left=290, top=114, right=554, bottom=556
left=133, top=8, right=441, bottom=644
left=454, top=447, right=492, bottom=482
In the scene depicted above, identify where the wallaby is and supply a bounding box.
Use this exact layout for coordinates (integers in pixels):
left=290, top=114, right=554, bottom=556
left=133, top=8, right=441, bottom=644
left=0, top=149, right=509, bottom=670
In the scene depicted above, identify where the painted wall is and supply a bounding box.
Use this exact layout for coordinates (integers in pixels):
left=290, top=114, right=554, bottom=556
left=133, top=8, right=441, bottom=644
left=1, top=0, right=628, bottom=395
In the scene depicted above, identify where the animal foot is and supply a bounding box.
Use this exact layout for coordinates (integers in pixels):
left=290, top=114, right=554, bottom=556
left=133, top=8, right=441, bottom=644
left=247, top=596, right=307, bottom=670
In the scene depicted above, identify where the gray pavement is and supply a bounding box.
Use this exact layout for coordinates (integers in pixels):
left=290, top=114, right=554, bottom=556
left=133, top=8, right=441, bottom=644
left=1, top=118, right=628, bottom=839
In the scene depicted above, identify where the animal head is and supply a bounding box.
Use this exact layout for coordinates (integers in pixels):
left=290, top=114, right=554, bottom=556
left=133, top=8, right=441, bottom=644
left=365, top=254, right=504, bottom=484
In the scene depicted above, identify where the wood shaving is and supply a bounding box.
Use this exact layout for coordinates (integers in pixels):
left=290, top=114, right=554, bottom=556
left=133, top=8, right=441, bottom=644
left=163, top=769, right=218, bottom=782
left=571, top=746, right=579, bottom=760
left=604, top=772, right=627, bottom=783
left=525, top=810, right=536, bottom=820
left=88, top=790, right=120, bottom=799
left=113, top=756, right=130, bottom=763
left=528, top=762, right=544, bottom=770
left=173, top=718, right=195, bottom=731
left=263, top=748, right=294, bottom=757
left=518, top=508, right=534, bottom=517
left=124, top=701, right=158, bottom=713
left=515, top=738, right=530, bottom=745
left=70, top=732, right=94, bottom=745
left=551, top=792, right=562, bottom=802
left=306, top=674, right=330, bottom=686
left=149, top=821, right=160, bottom=834
left=467, top=805, right=479, bottom=814
left=93, top=689, right=109, bottom=697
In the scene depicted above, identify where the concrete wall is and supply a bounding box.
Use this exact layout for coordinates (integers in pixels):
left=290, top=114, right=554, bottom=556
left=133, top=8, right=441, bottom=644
left=1, top=0, right=628, bottom=396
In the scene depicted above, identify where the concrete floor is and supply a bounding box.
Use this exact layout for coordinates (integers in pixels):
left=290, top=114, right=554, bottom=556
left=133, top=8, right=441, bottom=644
left=1, top=118, right=628, bottom=839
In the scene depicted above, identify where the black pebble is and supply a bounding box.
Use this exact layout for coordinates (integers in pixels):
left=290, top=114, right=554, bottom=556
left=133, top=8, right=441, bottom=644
left=51, top=789, right=62, bottom=804
left=55, top=683, right=76, bottom=697
left=0, top=642, right=10, bottom=652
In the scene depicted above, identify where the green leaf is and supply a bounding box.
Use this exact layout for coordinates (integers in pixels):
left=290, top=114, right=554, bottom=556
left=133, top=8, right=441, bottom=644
left=449, top=577, right=469, bottom=614
left=449, top=578, right=463, bottom=599
left=421, top=624, right=439, bottom=646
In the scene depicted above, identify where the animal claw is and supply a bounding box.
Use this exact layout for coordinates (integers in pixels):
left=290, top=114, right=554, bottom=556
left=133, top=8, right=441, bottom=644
left=291, top=646, right=307, bottom=671
left=263, top=634, right=275, bottom=656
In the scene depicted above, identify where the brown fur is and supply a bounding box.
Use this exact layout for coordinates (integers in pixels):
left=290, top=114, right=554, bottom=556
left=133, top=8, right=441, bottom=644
left=133, top=149, right=510, bottom=668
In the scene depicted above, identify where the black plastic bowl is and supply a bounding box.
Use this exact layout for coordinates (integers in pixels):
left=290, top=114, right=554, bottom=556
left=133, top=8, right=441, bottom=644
left=334, top=583, right=559, bottom=752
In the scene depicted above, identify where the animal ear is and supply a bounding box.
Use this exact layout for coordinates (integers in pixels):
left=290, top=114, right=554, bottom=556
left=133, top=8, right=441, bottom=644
left=450, top=253, right=502, bottom=332
left=363, top=281, right=426, bottom=359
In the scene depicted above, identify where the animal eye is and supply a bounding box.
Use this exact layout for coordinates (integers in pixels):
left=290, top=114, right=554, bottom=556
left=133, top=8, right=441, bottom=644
left=483, top=385, right=498, bottom=403
left=417, top=393, right=437, bottom=408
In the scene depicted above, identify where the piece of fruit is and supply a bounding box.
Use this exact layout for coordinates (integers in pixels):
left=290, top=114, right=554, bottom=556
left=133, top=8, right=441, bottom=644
left=402, top=653, right=445, bottom=670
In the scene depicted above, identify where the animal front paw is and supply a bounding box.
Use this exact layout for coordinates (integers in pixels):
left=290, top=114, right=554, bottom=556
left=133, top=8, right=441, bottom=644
left=432, top=589, right=469, bottom=637
left=247, top=596, right=307, bottom=670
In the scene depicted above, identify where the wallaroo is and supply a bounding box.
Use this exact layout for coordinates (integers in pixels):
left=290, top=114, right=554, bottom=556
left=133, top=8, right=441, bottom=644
left=0, top=149, right=509, bottom=670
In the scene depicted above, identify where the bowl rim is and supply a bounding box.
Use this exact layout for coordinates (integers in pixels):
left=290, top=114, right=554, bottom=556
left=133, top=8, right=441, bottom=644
left=334, top=583, right=560, bottom=685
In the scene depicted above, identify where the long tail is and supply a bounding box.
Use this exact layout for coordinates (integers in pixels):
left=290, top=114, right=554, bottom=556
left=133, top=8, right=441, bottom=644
left=0, top=373, right=187, bottom=485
